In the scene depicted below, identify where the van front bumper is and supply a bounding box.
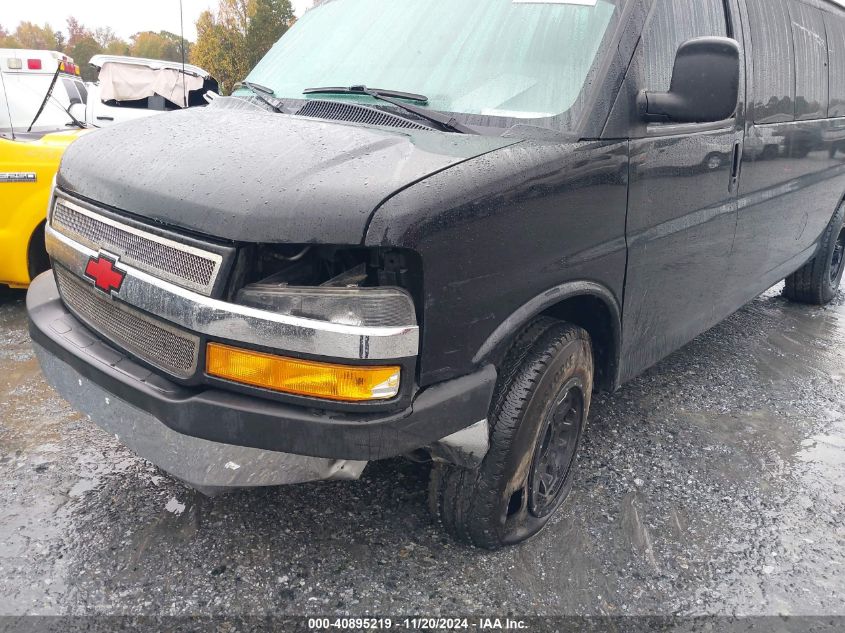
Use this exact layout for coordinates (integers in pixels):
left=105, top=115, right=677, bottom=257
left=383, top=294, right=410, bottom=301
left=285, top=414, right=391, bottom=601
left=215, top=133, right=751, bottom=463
left=27, top=271, right=497, bottom=488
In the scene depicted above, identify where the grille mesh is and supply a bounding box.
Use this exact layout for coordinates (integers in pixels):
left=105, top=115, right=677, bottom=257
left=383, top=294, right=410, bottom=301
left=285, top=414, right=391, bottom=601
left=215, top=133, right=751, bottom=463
left=52, top=199, right=221, bottom=294
left=295, top=100, right=430, bottom=130
left=55, top=267, right=200, bottom=378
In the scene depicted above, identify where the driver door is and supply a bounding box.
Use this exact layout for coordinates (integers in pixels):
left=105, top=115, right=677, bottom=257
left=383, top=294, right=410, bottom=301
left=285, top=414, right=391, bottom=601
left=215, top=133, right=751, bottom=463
left=613, top=0, right=745, bottom=380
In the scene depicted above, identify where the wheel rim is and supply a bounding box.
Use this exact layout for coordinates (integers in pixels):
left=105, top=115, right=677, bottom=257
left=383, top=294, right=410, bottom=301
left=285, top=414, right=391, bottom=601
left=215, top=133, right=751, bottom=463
left=528, top=382, right=584, bottom=518
left=831, top=228, right=845, bottom=284
left=707, top=155, right=722, bottom=170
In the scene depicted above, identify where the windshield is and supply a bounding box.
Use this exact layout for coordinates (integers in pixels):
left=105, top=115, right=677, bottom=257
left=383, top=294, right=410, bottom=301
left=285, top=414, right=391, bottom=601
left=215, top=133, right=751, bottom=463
left=0, top=72, right=81, bottom=138
left=245, top=0, right=619, bottom=124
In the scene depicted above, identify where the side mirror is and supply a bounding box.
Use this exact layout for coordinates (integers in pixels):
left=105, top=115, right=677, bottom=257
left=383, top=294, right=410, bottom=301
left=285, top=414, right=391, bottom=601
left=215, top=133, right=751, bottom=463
left=68, top=102, right=86, bottom=123
left=638, top=37, right=740, bottom=124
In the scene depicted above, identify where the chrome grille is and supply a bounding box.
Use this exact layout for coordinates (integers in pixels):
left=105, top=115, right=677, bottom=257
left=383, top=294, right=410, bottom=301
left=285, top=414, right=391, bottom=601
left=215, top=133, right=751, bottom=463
left=55, top=267, right=200, bottom=379
left=51, top=197, right=223, bottom=295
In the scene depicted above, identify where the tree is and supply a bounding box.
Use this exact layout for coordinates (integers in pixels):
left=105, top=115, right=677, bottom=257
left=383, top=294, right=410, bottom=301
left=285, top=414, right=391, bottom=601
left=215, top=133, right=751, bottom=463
left=159, top=30, right=192, bottom=61
left=246, top=0, right=294, bottom=68
left=104, top=39, right=131, bottom=56
left=93, top=27, right=117, bottom=48
left=93, top=26, right=131, bottom=56
left=191, top=0, right=293, bottom=95
left=69, top=36, right=103, bottom=81
left=14, top=22, right=59, bottom=50
left=192, top=10, right=239, bottom=93
left=65, top=17, right=88, bottom=49
left=0, top=24, right=21, bottom=48
left=130, top=31, right=189, bottom=62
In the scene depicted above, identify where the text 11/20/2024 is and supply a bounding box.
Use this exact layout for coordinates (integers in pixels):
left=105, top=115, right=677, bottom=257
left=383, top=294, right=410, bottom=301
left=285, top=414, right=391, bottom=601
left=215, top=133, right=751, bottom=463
left=307, top=618, right=529, bottom=630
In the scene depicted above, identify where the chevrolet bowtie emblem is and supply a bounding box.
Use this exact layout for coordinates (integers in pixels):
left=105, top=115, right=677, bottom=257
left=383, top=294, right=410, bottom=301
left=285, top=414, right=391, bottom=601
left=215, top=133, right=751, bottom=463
left=84, top=254, right=126, bottom=295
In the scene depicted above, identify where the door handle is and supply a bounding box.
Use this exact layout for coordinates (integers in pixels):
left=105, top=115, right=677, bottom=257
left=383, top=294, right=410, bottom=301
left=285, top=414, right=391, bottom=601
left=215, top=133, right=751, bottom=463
left=729, top=141, right=741, bottom=193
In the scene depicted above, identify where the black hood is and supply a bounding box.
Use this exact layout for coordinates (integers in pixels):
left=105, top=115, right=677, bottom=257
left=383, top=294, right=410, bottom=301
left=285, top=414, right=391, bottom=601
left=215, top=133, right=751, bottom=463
left=57, top=107, right=517, bottom=244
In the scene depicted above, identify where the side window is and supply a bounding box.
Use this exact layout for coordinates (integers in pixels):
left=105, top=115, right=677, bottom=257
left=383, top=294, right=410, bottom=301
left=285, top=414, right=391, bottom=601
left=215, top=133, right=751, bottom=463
left=825, top=11, right=845, bottom=118
left=789, top=1, right=829, bottom=121
left=61, top=78, right=82, bottom=106
left=75, top=81, right=88, bottom=104
left=746, top=0, right=795, bottom=123
left=640, top=0, right=728, bottom=93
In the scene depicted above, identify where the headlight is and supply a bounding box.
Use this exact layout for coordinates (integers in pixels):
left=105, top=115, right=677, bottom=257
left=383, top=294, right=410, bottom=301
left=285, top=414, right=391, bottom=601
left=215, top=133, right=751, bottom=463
left=236, top=284, right=416, bottom=328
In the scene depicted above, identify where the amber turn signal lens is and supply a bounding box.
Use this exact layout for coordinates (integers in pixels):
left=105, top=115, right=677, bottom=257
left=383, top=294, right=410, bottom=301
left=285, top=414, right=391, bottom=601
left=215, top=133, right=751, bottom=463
left=206, top=343, right=401, bottom=402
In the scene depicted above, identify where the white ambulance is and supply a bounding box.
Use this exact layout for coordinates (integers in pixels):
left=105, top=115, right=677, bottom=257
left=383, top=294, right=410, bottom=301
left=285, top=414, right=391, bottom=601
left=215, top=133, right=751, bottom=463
left=0, top=49, right=87, bottom=137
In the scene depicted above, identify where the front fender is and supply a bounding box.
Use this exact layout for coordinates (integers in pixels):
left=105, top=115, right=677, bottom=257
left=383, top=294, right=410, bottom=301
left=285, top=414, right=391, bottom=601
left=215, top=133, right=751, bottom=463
left=472, top=280, right=622, bottom=391
left=0, top=131, right=85, bottom=285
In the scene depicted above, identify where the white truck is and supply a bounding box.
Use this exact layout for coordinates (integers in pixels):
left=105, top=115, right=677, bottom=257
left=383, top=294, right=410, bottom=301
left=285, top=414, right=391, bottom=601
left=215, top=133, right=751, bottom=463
left=76, top=55, right=218, bottom=127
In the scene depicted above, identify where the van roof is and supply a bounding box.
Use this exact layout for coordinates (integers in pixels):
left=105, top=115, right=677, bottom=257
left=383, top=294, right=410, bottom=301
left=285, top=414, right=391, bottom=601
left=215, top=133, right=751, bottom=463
left=812, top=0, right=845, bottom=13
left=88, top=54, right=211, bottom=79
left=0, top=49, right=81, bottom=75
left=0, top=49, right=69, bottom=60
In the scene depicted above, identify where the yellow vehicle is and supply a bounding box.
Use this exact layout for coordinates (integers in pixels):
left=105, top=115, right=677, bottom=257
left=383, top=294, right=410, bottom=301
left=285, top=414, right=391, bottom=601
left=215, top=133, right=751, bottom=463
left=0, top=49, right=88, bottom=288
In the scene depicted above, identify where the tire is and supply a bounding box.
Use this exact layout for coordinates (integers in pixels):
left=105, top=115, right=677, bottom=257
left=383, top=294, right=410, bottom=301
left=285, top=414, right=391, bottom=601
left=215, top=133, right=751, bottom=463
left=27, top=222, right=50, bottom=281
left=429, top=318, right=593, bottom=549
left=784, top=203, right=845, bottom=305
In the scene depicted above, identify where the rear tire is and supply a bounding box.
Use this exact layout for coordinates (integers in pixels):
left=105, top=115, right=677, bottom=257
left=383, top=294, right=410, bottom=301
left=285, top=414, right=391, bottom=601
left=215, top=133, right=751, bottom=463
left=429, top=318, right=593, bottom=549
left=784, top=204, right=845, bottom=305
left=27, top=222, right=50, bottom=281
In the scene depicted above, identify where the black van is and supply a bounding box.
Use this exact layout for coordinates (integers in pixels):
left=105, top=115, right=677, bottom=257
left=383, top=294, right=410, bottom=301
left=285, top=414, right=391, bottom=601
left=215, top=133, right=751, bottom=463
left=27, top=0, right=845, bottom=549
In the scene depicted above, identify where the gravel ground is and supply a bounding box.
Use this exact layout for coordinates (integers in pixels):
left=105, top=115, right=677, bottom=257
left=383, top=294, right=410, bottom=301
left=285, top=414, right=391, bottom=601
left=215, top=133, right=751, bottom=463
left=0, top=283, right=843, bottom=617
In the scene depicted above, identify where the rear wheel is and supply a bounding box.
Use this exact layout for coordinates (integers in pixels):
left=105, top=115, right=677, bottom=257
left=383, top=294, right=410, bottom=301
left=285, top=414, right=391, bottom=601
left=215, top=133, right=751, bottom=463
left=429, top=318, right=592, bottom=549
left=27, top=222, right=50, bottom=281
left=784, top=204, right=845, bottom=305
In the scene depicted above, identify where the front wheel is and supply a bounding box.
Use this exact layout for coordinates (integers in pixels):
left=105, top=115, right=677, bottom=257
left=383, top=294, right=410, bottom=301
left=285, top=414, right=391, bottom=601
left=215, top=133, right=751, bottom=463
left=784, top=203, right=845, bottom=305
left=429, top=318, right=593, bottom=549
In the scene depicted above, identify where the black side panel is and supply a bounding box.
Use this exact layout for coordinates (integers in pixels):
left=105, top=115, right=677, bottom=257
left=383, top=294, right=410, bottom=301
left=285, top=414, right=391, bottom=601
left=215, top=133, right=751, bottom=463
left=735, top=0, right=845, bottom=300
left=745, top=0, right=795, bottom=124
left=790, top=1, right=829, bottom=121
left=825, top=10, right=845, bottom=118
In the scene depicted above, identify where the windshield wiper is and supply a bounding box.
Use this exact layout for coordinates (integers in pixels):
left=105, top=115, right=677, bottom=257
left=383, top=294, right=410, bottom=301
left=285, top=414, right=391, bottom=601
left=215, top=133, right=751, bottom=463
left=237, top=81, right=284, bottom=113
left=304, top=86, right=429, bottom=103
left=27, top=64, right=61, bottom=132
left=303, top=85, right=475, bottom=134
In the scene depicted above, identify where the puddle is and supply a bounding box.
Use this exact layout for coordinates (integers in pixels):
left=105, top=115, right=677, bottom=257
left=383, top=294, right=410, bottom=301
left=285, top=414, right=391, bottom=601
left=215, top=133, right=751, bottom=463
left=0, top=286, right=843, bottom=615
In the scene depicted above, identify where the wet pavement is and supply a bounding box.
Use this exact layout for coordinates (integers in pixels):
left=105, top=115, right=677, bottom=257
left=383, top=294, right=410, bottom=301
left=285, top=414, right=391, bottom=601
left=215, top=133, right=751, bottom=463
left=0, top=283, right=843, bottom=616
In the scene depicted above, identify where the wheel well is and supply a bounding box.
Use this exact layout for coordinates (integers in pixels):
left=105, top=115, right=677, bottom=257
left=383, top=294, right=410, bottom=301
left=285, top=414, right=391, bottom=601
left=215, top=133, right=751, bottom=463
left=27, top=221, right=50, bottom=281
left=541, top=295, right=619, bottom=391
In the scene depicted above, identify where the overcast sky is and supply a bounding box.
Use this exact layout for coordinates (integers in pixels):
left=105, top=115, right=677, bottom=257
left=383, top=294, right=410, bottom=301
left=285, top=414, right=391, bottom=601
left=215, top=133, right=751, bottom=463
left=1, top=0, right=313, bottom=42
